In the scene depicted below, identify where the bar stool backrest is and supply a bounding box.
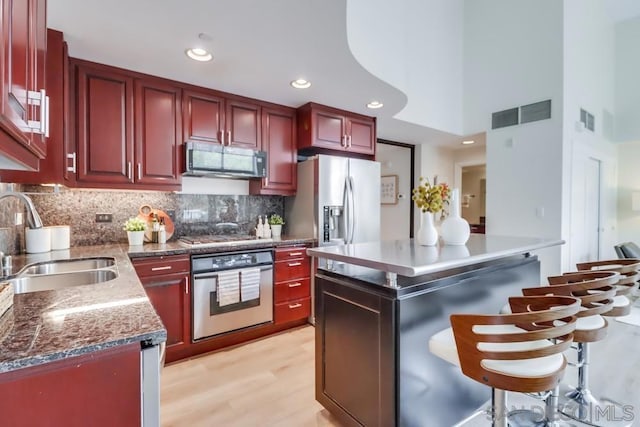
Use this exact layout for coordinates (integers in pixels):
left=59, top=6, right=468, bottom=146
left=450, top=295, right=580, bottom=393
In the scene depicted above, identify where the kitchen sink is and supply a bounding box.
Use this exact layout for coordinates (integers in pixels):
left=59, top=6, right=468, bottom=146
left=20, top=257, right=116, bottom=275
left=11, top=269, right=118, bottom=294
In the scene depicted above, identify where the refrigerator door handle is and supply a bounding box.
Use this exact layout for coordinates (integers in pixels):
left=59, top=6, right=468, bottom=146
left=348, top=176, right=356, bottom=244
left=342, top=178, right=349, bottom=244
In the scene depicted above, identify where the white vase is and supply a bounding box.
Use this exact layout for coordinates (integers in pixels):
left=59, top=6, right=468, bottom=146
left=127, top=230, right=145, bottom=246
left=441, top=188, right=470, bottom=245
left=416, top=212, right=438, bottom=246
left=271, top=224, right=282, bottom=238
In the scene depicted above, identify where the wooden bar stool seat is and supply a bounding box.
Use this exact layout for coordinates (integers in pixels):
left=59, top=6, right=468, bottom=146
left=576, top=259, right=640, bottom=317
left=429, top=295, right=580, bottom=427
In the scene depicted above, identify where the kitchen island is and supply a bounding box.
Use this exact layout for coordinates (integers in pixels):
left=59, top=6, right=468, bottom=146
left=307, top=235, right=563, bottom=427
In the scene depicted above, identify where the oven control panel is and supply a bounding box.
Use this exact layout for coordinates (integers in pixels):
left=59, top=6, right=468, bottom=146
left=192, top=250, right=273, bottom=273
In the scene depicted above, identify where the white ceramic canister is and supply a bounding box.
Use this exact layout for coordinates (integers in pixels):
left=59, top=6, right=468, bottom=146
left=49, top=225, right=71, bottom=250
left=25, top=227, right=52, bottom=253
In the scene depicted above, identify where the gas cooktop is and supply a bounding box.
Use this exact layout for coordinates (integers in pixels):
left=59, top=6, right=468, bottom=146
left=178, top=235, right=272, bottom=248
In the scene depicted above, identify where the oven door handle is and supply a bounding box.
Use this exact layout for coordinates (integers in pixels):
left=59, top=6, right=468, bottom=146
left=193, top=273, right=220, bottom=281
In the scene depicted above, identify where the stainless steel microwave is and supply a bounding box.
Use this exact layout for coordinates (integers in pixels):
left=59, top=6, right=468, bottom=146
left=184, top=141, right=267, bottom=179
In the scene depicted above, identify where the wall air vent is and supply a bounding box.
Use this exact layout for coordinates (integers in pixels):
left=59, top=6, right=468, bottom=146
left=521, top=100, right=551, bottom=124
left=580, top=108, right=595, bottom=132
left=491, top=108, right=519, bottom=129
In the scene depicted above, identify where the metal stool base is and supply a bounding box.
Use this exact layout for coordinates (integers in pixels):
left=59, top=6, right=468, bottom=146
left=558, top=384, right=632, bottom=427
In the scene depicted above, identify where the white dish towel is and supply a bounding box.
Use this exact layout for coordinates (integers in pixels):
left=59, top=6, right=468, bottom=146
left=240, top=268, right=261, bottom=302
left=217, top=270, right=240, bottom=306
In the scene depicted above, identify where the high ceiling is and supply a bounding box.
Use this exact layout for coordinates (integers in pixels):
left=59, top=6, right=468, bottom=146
left=48, top=0, right=466, bottom=148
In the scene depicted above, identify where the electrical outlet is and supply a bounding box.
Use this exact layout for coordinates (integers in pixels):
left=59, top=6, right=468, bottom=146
left=166, top=209, right=176, bottom=221
left=14, top=212, right=23, bottom=226
left=95, top=213, right=113, bottom=223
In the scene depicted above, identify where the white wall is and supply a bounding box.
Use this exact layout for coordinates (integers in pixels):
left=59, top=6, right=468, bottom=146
left=614, top=16, right=640, bottom=142
left=415, top=144, right=454, bottom=232
left=617, top=141, right=640, bottom=245
left=464, top=0, right=565, bottom=279
left=377, top=143, right=412, bottom=240
left=346, top=0, right=464, bottom=135
left=563, top=0, right=618, bottom=268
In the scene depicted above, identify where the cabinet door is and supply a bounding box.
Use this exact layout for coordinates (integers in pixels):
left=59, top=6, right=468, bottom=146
left=313, top=108, right=346, bottom=150
left=183, top=89, right=224, bottom=144
left=141, top=272, right=190, bottom=357
left=3, top=0, right=32, bottom=142
left=135, top=79, right=182, bottom=186
left=76, top=64, right=134, bottom=184
left=347, top=116, right=376, bottom=155
left=226, top=99, right=261, bottom=149
left=249, top=106, right=296, bottom=195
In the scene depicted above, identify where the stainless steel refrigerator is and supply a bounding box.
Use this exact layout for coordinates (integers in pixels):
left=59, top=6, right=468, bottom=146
left=285, top=154, right=381, bottom=247
left=285, top=155, right=381, bottom=322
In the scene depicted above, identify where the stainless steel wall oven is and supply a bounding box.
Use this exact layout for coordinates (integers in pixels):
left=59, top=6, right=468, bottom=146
left=192, top=249, right=273, bottom=340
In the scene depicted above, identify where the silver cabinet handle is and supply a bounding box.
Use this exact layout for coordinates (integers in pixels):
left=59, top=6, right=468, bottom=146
left=347, top=135, right=352, bottom=148
left=220, top=130, right=225, bottom=146
left=288, top=262, right=301, bottom=267
left=288, top=252, right=303, bottom=257
left=151, top=266, right=172, bottom=271
left=341, top=135, right=347, bottom=147
left=288, top=282, right=302, bottom=288
left=66, top=152, right=77, bottom=173
left=288, top=303, right=302, bottom=309
left=185, top=276, right=189, bottom=294
left=43, top=93, right=50, bottom=137
left=127, top=161, right=132, bottom=180
left=227, top=130, right=231, bottom=146
left=26, top=89, right=48, bottom=135
left=137, top=163, right=142, bottom=180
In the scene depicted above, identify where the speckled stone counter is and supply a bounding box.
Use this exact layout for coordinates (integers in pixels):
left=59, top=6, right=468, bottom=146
left=126, top=235, right=316, bottom=258
left=0, top=236, right=315, bottom=373
left=0, top=245, right=166, bottom=373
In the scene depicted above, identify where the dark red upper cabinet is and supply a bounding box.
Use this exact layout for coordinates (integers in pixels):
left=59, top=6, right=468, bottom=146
left=75, top=62, right=134, bottom=185
left=226, top=99, right=261, bottom=150
left=249, top=105, right=296, bottom=196
left=135, top=79, right=182, bottom=187
left=297, top=102, right=376, bottom=157
left=183, top=89, right=224, bottom=144
left=0, top=0, right=48, bottom=170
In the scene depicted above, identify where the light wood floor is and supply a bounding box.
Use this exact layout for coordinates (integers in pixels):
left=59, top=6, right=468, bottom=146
left=160, top=325, right=342, bottom=427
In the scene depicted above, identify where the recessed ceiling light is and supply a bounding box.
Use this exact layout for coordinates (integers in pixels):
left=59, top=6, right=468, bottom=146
left=291, top=79, right=311, bottom=89
left=367, top=101, right=384, bottom=109
left=462, top=140, right=475, bottom=145
left=185, top=48, right=213, bottom=62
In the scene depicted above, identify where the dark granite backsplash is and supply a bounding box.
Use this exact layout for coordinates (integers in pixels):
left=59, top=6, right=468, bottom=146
left=0, top=185, right=284, bottom=251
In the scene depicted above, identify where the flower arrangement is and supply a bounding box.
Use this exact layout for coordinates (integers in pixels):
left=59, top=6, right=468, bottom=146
left=123, top=217, right=147, bottom=232
left=412, top=176, right=451, bottom=213
left=268, top=214, right=285, bottom=225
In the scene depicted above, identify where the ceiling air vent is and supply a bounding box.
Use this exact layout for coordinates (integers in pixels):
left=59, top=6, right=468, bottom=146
left=580, top=108, right=595, bottom=132
left=521, top=100, right=551, bottom=124
left=492, top=108, right=519, bottom=129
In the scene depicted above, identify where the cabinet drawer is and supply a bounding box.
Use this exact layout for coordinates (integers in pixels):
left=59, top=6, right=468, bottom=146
left=274, top=259, right=310, bottom=283
left=132, top=255, right=190, bottom=277
left=274, top=278, right=310, bottom=304
left=274, top=297, right=310, bottom=324
left=275, top=246, right=308, bottom=261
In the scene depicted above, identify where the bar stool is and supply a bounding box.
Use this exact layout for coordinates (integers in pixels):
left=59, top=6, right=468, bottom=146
left=523, top=270, right=619, bottom=426
left=429, top=295, right=580, bottom=427
left=576, top=259, right=640, bottom=317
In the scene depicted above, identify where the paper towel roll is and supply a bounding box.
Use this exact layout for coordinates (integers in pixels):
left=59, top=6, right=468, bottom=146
left=48, top=225, right=70, bottom=250
left=26, top=228, right=51, bottom=253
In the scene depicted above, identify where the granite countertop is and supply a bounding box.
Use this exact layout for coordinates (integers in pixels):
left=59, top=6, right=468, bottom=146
left=126, top=235, right=315, bottom=258
left=0, top=244, right=166, bottom=374
left=0, top=236, right=314, bottom=374
left=307, top=234, right=564, bottom=279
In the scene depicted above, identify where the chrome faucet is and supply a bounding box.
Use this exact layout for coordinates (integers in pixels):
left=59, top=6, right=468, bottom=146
left=0, top=191, right=44, bottom=229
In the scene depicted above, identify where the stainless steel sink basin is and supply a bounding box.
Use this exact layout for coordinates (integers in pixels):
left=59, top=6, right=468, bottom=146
left=11, top=269, right=118, bottom=294
left=20, top=257, right=116, bottom=275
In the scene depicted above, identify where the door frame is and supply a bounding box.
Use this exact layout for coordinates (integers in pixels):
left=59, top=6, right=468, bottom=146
left=377, top=139, right=415, bottom=237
